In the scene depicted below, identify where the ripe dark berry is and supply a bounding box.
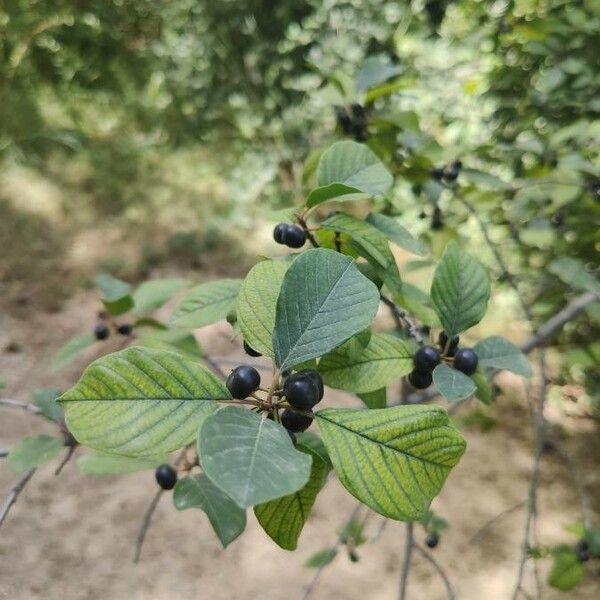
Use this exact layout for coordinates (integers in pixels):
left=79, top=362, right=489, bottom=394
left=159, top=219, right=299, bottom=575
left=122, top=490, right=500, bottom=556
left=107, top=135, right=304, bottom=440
left=413, top=345, right=441, bottom=372
left=430, top=166, right=445, bottom=180
left=350, top=103, right=366, bottom=120
left=425, top=532, right=439, bottom=548
left=243, top=340, right=261, bottom=357
left=273, top=223, right=288, bottom=244
left=444, top=166, right=460, bottom=182
left=284, top=372, right=322, bottom=411
left=281, top=409, right=313, bottom=433
left=431, top=206, right=444, bottom=230
left=94, top=323, right=110, bottom=340
left=302, top=369, right=324, bottom=401
left=155, top=464, right=177, bottom=490
left=226, top=365, right=261, bottom=399
left=450, top=159, right=463, bottom=171
left=117, top=323, right=133, bottom=336
left=438, top=331, right=459, bottom=356
left=335, top=106, right=353, bottom=134
left=408, top=369, right=433, bottom=389
left=282, top=224, right=306, bottom=249
left=353, top=125, right=368, bottom=142
left=453, top=348, right=479, bottom=376
left=575, top=540, right=590, bottom=562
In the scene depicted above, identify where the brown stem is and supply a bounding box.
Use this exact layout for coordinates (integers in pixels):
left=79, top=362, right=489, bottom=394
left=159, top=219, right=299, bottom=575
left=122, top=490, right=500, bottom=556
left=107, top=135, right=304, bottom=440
left=0, top=468, right=36, bottom=530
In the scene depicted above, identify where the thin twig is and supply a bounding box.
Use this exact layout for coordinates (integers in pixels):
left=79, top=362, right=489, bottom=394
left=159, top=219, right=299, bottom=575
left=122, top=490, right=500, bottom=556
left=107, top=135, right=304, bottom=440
left=414, top=542, right=455, bottom=600
left=0, top=398, right=41, bottom=415
left=467, top=500, right=526, bottom=544
left=302, top=504, right=363, bottom=600
left=0, top=468, right=36, bottom=530
left=370, top=518, right=389, bottom=543
left=398, top=522, right=414, bottom=600
left=54, top=445, right=76, bottom=476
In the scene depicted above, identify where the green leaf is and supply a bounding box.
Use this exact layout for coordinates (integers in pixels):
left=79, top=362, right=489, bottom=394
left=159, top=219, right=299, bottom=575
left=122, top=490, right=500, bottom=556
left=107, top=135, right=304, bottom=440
left=357, top=388, right=387, bottom=409
left=77, top=452, right=165, bottom=475
left=51, top=333, right=96, bottom=373
left=306, top=185, right=370, bottom=208
left=137, top=329, right=203, bottom=361
left=365, top=213, right=427, bottom=256
left=318, top=333, right=413, bottom=394
left=170, top=279, right=242, bottom=328
left=8, top=435, right=63, bottom=473
left=273, top=249, right=380, bottom=370
left=173, top=474, right=247, bottom=547
left=295, top=432, right=332, bottom=468
left=307, top=141, right=393, bottom=207
left=237, top=260, right=289, bottom=357
left=430, top=241, right=491, bottom=337
left=305, top=548, right=338, bottom=568
left=96, top=273, right=134, bottom=315
left=356, top=57, right=403, bottom=92
left=549, top=257, right=600, bottom=294
left=474, top=336, right=533, bottom=378
left=472, top=372, right=493, bottom=405
left=59, top=346, right=229, bottom=457
left=315, top=405, right=466, bottom=521
left=132, top=278, right=189, bottom=314
left=548, top=548, right=584, bottom=591
left=254, top=446, right=329, bottom=550
left=320, top=212, right=394, bottom=269
left=33, top=387, right=63, bottom=423
left=198, top=407, right=312, bottom=509
left=432, top=363, right=477, bottom=402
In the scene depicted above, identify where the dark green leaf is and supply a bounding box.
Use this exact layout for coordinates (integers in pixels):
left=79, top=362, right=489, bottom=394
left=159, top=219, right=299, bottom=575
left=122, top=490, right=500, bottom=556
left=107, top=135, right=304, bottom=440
left=432, top=363, right=477, bottom=402
left=474, top=336, right=533, bottom=378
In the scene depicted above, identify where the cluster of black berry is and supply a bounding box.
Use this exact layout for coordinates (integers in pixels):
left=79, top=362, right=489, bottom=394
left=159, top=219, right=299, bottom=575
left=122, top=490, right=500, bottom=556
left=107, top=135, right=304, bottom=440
left=93, top=322, right=133, bottom=341
left=280, top=370, right=324, bottom=436
left=335, top=103, right=368, bottom=142
left=273, top=223, right=306, bottom=249
left=430, top=159, right=463, bottom=183
left=407, top=331, right=480, bottom=389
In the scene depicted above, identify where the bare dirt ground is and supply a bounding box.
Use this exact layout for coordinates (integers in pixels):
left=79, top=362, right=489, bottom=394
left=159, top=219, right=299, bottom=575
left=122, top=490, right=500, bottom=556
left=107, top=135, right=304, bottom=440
left=1, top=288, right=599, bottom=600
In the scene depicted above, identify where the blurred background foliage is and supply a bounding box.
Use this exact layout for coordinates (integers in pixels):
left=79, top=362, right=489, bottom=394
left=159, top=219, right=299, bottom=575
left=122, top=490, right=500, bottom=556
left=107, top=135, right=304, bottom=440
left=0, top=0, right=598, bottom=405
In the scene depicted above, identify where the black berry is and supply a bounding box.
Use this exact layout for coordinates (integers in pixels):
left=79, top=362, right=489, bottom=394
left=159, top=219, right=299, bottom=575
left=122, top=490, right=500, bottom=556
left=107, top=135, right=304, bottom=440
left=335, top=106, right=353, bottom=134
left=575, top=540, right=590, bottom=562
left=425, top=532, right=439, bottom=548
left=350, top=103, right=366, bottom=120
left=430, top=166, right=445, bottom=180
left=117, top=323, right=133, bottom=336
left=450, top=159, right=463, bottom=171
left=408, top=369, right=433, bottom=389
left=281, top=409, right=313, bottom=433
left=438, top=331, right=459, bottom=356
left=453, top=348, right=479, bottom=376
left=283, top=224, right=306, bottom=249
left=243, top=340, right=261, bottom=357
left=155, top=464, right=177, bottom=490
left=284, top=372, right=322, bottom=411
left=94, top=323, right=110, bottom=340
left=444, top=165, right=460, bottom=182
left=226, top=365, right=261, bottom=399
left=273, top=223, right=288, bottom=244
left=413, top=345, right=441, bottom=372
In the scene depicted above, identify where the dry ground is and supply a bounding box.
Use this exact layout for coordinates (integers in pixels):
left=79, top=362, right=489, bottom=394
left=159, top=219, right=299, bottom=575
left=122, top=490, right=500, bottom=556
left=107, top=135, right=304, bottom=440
left=0, top=289, right=599, bottom=600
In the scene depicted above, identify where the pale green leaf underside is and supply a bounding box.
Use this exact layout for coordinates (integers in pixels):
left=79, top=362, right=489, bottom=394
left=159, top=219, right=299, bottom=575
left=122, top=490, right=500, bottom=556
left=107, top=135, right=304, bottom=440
left=198, top=407, right=312, bottom=509
left=51, top=333, right=96, bottom=373
left=254, top=446, right=329, bottom=550
left=358, top=388, right=387, bottom=409
left=316, top=405, right=466, bottom=521
left=365, top=213, right=427, bottom=256
left=432, top=363, right=477, bottom=402
left=273, top=249, right=380, bottom=370
left=474, top=336, right=533, bottom=378
left=173, top=474, right=247, bottom=547
left=132, top=278, right=189, bottom=314
left=318, top=333, right=413, bottom=394
left=317, top=141, right=393, bottom=200
left=59, top=346, right=230, bottom=457
left=7, top=435, right=63, bottom=473
left=170, top=279, right=242, bottom=328
left=237, top=260, right=289, bottom=357
left=549, top=257, right=600, bottom=294
left=77, top=452, right=165, bottom=475
left=430, top=241, right=490, bottom=337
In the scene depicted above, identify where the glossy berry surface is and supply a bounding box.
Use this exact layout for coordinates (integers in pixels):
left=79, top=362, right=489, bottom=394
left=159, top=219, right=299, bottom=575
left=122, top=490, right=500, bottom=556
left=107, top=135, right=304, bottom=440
left=284, top=372, right=322, bottom=411
left=413, top=345, right=441, bottom=372
left=408, top=369, right=433, bottom=389
left=425, top=532, right=439, bottom=548
left=94, top=323, right=110, bottom=340
left=117, top=323, right=133, bottom=336
left=281, top=409, right=313, bottom=433
left=453, top=348, right=479, bottom=375
left=283, top=224, right=306, bottom=248
left=226, top=365, right=261, bottom=399
left=243, top=340, right=261, bottom=357
left=155, top=464, right=177, bottom=490
left=273, top=223, right=288, bottom=244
